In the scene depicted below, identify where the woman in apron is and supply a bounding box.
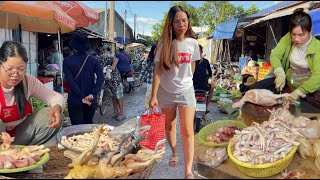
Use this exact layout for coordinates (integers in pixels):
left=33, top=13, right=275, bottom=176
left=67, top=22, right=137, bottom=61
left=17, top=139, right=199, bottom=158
left=0, top=41, right=65, bottom=145
left=271, top=9, right=320, bottom=102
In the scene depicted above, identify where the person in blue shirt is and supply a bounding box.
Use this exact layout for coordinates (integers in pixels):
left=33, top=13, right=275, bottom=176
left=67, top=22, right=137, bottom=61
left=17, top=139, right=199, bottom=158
left=63, top=32, right=104, bottom=125
left=115, top=46, right=132, bottom=75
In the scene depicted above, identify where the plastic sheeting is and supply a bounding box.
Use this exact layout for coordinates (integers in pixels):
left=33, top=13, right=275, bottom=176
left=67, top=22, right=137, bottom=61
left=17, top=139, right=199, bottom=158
left=310, top=9, right=320, bottom=36
left=212, top=18, right=238, bottom=40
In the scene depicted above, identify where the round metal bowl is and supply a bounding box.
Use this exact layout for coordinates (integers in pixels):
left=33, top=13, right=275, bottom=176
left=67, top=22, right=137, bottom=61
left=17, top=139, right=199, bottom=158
left=56, top=124, right=114, bottom=154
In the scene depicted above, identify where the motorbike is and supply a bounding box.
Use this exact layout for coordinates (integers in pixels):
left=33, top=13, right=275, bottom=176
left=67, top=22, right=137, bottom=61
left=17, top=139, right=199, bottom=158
left=121, top=70, right=134, bottom=93
left=194, top=89, right=209, bottom=133
left=97, top=65, right=112, bottom=115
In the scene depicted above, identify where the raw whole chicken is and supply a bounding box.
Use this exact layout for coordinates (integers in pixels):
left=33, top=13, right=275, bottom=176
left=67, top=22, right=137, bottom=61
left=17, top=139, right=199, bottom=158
left=0, top=132, right=15, bottom=151
left=232, top=89, right=294, bottom=109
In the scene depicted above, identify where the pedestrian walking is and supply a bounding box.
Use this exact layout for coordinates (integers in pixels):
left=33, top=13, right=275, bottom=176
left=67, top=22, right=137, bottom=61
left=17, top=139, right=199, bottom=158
left=141, top=43, right=157, bottom=110
left=149, top=5, right=200, bottom=179
left=99, top=46, right=126, bottom=121
left=63, top=32, right=104, bottom=125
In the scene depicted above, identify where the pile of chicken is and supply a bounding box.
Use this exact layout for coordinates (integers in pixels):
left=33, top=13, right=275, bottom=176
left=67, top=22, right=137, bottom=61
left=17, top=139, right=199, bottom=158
left=0, top=132, right=50, bottom=169
left=64, top=125, right=166, bottom=179
left=207, top=126, right=240, bottom=143
left=232, top=108, right=306, bottom=164
left=60, top=125, right=131, bottom=154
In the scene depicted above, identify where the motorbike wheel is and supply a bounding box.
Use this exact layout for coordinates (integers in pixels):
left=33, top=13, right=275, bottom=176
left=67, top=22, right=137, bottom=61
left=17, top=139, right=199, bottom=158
left=194, top=114, right=201, bottom=133
left=123, top=80, right=132, bottom=93
left=100, top=88, right=112, bottom=115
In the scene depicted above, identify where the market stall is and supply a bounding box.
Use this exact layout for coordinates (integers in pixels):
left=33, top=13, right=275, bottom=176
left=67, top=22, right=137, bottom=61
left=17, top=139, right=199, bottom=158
left=194, top=133, right=320, bottom=179
left=0, top=119, right=164, bottom=179
left=194, top=87, right=320, bottom=179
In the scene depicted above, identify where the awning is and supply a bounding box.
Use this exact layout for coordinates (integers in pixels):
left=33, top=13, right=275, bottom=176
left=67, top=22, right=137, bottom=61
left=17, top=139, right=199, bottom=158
left=310, top=8, right=320, bottom=36
left=244, top=1, right=312, bottom=28
left=212, top=18, right=238, bottom=40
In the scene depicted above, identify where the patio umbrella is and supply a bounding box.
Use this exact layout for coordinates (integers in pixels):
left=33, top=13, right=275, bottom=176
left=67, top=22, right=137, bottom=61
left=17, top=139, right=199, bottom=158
left=0, top=1, right=77, bottom=92
left=0, top=1, right=77, bottom=34
left=52, top=1, right=99, bottom=27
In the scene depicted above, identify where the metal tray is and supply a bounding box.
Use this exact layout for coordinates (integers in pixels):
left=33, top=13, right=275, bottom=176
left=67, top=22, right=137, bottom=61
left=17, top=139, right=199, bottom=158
left=55, top=124, right=114, bottom=154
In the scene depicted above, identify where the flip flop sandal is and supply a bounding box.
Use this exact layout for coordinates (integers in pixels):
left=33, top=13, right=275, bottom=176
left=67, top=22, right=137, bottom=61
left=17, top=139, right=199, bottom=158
left=116, top=115, right=126, bottom=121
left=108, top=113, right=117, bottom=119
left=168, top=154, right=178, bottom=167
left=185, top=173, right=194, bottom=179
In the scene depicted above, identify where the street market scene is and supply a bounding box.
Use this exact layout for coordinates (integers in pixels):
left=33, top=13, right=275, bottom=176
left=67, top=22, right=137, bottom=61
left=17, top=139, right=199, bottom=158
left=0, top=0, right=320, bottom=179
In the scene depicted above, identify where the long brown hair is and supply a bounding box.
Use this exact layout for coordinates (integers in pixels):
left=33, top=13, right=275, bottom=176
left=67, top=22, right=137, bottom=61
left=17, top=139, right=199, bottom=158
left=157, top=5, right=195, bottom=71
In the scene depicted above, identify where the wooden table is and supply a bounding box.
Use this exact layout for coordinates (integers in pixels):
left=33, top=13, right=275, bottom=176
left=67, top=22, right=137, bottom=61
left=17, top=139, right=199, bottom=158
left=194, top=133, right=320, bottom=179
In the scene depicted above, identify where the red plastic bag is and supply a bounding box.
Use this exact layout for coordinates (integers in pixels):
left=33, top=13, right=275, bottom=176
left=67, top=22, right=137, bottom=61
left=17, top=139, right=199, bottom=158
left=139, top=107, right=166, bottom=150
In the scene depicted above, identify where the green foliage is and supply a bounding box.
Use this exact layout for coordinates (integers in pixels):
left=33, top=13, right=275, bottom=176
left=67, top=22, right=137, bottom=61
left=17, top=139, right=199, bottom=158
left=150, top=1, right=261, bottom=39
left=169, top=1, right=201, bottom=26
left=30, top=97, right=47, bottom=111
left=245, top=3, right=260, bottom=17
left=151, top=16, right=166, bottom=42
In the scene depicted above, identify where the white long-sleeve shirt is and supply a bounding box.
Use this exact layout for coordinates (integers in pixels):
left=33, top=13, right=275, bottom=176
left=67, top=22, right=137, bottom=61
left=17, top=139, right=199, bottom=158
left=1, top=74, right=65, bottom=129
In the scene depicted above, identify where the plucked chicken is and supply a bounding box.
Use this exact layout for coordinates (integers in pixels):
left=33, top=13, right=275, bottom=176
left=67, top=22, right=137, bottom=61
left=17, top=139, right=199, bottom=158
left=232, top=89, right=295, bottom=109
left=0, top=132, right=50, bottom=169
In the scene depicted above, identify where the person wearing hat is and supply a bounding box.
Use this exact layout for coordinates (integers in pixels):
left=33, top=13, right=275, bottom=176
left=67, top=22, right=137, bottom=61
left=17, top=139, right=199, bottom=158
left=63, top=32, right=104, bottom=125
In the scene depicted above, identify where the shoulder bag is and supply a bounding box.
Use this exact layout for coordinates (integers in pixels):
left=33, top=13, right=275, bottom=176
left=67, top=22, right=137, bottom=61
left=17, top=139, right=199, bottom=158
left=74, top=54, right=90, bottom=80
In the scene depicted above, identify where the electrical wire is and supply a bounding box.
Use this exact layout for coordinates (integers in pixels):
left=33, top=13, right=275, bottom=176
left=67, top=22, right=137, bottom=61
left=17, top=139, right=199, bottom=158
left=126, top=1, right=135, bottom=16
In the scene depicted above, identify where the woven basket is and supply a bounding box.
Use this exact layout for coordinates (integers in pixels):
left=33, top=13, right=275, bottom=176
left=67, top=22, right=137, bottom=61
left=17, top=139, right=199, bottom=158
left=227, top=138, right=298, bottom=178
left=198, top=120, right=247, bottom=147
left=0, top=146, right=156, bottom=179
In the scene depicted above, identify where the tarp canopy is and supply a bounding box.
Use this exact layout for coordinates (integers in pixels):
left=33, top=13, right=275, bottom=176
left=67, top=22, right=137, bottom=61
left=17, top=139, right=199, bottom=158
left=310, top=8, right=320, bottom=36
left=212, top=18, right=238, bottom=40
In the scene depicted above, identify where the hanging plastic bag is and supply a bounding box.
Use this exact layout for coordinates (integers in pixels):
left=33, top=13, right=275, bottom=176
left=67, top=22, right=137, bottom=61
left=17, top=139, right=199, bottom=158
left=297, top=119, right=319, bottom=139
left=297, top=137, right=314, bottom=159
left=139, top=106, right=166, bottom=150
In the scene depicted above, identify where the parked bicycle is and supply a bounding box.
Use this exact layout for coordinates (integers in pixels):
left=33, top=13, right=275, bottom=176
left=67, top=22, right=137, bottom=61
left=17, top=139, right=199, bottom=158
left=97, top=65, right=112, bottom=115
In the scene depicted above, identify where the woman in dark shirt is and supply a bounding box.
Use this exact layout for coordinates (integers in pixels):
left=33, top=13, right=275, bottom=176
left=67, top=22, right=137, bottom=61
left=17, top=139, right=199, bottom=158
left=193, top=45, right=214, bottom=114
left=63, top=32, right=104, bottom=125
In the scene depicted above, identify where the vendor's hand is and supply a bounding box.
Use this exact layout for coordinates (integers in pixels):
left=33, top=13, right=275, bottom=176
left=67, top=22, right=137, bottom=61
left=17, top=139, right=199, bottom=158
left=290, top=88, right=306, bottom=100
left=48, top=105, right=62, bottom=128
left=273, top=67, right=286, bottom=92
left=149, top=96, right=158, bottom=109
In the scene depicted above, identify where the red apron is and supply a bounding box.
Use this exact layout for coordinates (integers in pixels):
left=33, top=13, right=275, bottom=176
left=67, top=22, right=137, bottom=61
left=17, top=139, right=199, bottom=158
left=0, top=85, right=33, bottom=137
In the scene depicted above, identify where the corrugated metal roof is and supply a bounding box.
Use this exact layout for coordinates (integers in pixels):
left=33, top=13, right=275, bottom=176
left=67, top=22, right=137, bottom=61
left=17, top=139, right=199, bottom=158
left=248, top=1, right=304, bottom=18
left=244, top=1, right=312, bottom=28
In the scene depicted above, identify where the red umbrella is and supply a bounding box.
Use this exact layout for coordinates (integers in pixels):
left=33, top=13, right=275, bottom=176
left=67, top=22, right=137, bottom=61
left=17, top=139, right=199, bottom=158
left=52, top=1, right=99, bottom=27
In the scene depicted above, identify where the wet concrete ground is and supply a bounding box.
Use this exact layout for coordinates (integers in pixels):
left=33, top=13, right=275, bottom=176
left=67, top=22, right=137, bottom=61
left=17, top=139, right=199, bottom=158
left=50, top=84, right=233, bottom=179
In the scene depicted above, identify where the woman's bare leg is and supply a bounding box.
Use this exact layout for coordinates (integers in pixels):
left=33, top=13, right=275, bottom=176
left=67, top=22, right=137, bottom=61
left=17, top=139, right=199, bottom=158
left=178, top=105, right=195, bottom=176
left=161, top=108, right=177, bottom=155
